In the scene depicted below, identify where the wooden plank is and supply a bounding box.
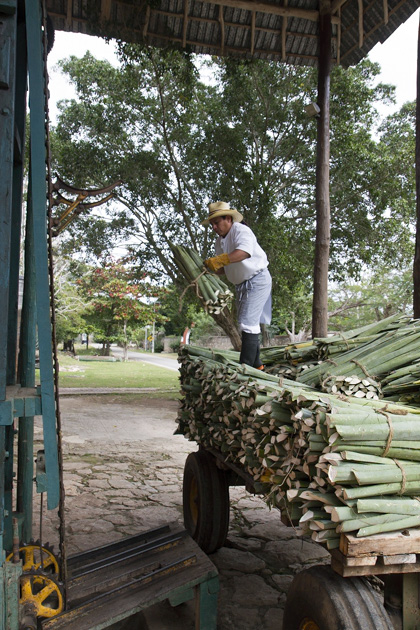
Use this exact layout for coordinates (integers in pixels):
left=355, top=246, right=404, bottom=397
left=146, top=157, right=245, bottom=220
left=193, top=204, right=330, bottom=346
left=340, top=528, right=420, bottom=557
left=332, top=556, right=420, bottom=577
left=341, top=553, right=377, bottom=567
left=382, top=553, right=416, bottom=565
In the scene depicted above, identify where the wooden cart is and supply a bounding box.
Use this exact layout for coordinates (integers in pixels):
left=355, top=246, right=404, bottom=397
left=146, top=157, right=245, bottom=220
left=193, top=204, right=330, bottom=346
left=183, top=445, right=420, bottom=630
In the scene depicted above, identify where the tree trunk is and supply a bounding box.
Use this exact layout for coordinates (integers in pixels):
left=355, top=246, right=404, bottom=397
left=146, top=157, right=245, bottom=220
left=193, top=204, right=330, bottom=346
left=212, top=308, right=242, bottom=351
left=123, top=320, right=128, bottom=362
left=312, top=0, right=331, bottom=338
left=261, top=323, right=270, bottom=347
left=413, top=15, right=420, bottom=317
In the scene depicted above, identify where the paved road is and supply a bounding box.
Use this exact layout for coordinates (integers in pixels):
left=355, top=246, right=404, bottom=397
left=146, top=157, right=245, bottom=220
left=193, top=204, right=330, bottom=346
left=35, top=395, right=330, bottom=630
left=109, top=345, right=179, bottom=372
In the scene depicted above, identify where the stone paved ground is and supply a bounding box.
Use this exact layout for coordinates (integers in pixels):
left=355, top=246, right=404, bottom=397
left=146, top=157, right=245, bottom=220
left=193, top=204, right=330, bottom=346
left=33, top=394, right=329, bottom=629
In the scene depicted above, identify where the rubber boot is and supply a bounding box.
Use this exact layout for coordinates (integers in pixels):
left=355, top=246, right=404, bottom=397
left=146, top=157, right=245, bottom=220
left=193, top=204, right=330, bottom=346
left=254, top=340, right=264, bottom=370
left=239, top=332, right=259, bottom=367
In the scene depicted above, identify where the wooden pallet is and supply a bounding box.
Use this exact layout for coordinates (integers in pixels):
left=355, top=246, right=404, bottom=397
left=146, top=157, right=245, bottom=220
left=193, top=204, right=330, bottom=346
left=331, top=529, right=420, bottom=577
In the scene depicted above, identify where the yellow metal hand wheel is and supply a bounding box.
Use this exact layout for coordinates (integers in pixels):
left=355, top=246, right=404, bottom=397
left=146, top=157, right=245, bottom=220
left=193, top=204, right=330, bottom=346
left=7, top=544, right=59, bottom=574
left=20, top=573, right=64, bottom=619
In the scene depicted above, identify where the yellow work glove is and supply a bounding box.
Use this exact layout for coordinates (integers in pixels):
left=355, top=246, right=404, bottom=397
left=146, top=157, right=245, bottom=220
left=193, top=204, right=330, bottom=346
left=204, top=253, right=231, bottom=273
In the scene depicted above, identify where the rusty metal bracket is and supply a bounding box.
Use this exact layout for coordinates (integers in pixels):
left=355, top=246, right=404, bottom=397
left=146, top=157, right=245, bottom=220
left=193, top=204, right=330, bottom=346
left=50, top=175, right=121, bottom=235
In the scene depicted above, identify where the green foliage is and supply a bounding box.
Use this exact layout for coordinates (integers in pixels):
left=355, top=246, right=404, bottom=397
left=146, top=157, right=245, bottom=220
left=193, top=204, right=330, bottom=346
left=156, top=284, right=196, bottom=336
left=169, top=338, right=181, bottom=353
left=53, top=253, right=88, bottom=344
left=77, top=260, right=167, bottom=350
left=51, top=49, right=415, bottom=334
left=328, top=265, right=413, bottom=331
left=185, top=305, right=221, bottom=341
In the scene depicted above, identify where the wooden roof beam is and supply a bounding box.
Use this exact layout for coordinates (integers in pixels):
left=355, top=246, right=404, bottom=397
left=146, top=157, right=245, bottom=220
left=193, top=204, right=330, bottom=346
left=66, top=0, right=72, bottom=29
left=144, top=29, right=320, bottom=61
left=383, top=0, right=389, bottom=24
left=331, top=0, right=347, bottom=15
left=337, top=6, right=341, bottom=64
left=147, top=7, right=336, bottom=38
left=192, top=0, right=340, bottom=24
left=183, top=0, right=189, bottom=47
left=251, top=10, right=255, bottom=55
left=101, top=0, right=113, bottom=21
left=282, top=0, right=287, bottom=60
left=340, top=0, right=406, bottom=62
left=358, top=0, right=363, bottom=47
left=143, top=4, right=150, bottom=38
left=219, top=4, right=225, bottom=55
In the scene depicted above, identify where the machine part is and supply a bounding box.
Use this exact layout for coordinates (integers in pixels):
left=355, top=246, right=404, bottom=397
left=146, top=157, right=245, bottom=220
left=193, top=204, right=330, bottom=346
left=182, top=450, right=229, bottom=554
left=20, top=572, right=65, bottom=620
left=39, top=523, right=218, bottom=630
left=41, top=0, right=68, bottom=598
left=6, top=543, right=59, bottom=575
left=282, top=565, right=393, bottom=630
left=35, top=451, right=48, bottom=494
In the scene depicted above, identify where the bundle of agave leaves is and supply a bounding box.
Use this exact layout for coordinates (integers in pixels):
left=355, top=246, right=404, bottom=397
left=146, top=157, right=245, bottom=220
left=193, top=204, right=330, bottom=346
left=170, top=244, right=233, bottom=315
left=177, top=344, right=420, bottom=548
left=297, top=315, right=420, bottom=404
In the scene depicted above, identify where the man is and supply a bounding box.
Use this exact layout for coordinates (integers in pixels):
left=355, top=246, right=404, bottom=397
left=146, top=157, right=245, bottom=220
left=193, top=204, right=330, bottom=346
left=202, top=201, right=272, bottom=369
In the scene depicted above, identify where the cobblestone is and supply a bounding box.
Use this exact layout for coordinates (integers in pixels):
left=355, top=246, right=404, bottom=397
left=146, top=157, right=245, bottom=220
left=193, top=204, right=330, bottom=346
left=32, top=394, right=330, bottom=629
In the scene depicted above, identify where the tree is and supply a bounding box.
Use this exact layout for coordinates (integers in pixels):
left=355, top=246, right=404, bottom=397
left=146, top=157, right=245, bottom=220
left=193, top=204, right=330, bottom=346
left=327, top=265, right=413, bottom=331
left=53, top=254, right=88, bottom=351
left=77, top=260, right=167, bottom=359
left=52, top=49, right=410, bottom=336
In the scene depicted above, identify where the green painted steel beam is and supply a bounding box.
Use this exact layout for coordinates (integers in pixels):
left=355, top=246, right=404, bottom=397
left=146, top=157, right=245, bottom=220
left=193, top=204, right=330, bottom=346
left=6, top=16, right=27, bottom=387
left=3, top=427, right=13, bottom=552
left=0, top=389, right=42, bottom=426
left=197, top=576, right=219, bottom=629
left=1, top=561, right=21, bottom=630
left=0, top=428, right=5, bottom=568
left=0, top=0, right=17, bottom=401
left=17, top=182, right=37, bottom=542
left=25, top=0, right=59, bottom=510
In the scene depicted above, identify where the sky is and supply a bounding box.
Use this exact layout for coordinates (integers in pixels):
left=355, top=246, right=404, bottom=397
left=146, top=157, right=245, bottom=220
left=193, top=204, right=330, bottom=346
left=47, top=7, right=419, bottom=124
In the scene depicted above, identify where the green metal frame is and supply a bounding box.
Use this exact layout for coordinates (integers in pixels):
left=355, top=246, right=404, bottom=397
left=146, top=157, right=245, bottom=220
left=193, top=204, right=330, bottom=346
left=0, top=0, right=60, bottom=626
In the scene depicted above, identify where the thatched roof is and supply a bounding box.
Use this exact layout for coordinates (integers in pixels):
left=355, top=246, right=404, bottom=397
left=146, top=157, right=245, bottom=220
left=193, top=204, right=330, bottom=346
left=46, top=0, right=419, bottom=68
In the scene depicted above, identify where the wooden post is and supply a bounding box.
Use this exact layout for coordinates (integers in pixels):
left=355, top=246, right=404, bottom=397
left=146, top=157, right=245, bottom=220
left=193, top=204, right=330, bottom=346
left=413, top=14, right=420, bottom=318
left=312, top=0, right=332, bottom=339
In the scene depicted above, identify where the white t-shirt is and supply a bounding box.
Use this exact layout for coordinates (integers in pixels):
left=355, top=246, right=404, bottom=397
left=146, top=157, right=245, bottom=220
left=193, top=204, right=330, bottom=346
left=215, top=222, right=268, bottom=285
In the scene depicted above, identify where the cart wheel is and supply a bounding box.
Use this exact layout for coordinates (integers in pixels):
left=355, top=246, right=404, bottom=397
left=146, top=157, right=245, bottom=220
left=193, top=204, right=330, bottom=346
left=282, top=565, right=392, bottom=630
left=183, top=450, right=229, bottom=554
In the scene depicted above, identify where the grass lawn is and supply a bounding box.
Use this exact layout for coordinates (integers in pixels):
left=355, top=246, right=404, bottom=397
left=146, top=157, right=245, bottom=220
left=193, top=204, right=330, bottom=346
left=47, top=352, right=180, bottom=392
left=75, top=345, right=178, bottom=361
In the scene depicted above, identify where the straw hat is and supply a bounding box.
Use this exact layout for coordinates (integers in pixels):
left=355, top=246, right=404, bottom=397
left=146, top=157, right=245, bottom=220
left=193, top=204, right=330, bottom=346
left=201, top=201, right=243, bottom=226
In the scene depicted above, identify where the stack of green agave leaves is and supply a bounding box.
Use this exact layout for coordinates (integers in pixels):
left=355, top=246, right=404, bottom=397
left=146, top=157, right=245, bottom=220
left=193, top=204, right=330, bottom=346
left=170, top=244, right=234, bottom=314
left=177, top=344, right=420, bottom=550
left=381, top=360, right=420, bottom=405
left=260, top=342, right=320, bottom=379
left=297, top=315, right=420, bottom=402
